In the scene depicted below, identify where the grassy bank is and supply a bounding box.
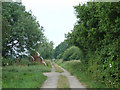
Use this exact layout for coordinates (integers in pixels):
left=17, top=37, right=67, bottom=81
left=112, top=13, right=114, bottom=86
left=56, top=60, right=108, bottom=88
left=2, top=60, right=52, bottom=88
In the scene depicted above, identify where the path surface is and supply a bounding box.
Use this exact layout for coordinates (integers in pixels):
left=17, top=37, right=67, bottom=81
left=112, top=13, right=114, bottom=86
left=59, top=66, right=86, bottom=88
left=41, top=62, right=86, bottom=89
left=41, top=62, right=59, bottom=88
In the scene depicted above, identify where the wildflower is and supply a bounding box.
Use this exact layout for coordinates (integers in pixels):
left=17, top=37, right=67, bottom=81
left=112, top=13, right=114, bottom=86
left=110, top=64, right=112, bottom=68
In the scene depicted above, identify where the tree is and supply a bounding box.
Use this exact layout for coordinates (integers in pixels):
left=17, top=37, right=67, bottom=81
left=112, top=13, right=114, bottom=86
left=2, top=2, right=45, bottom=57
left=63, top=46, right=83, bottom=61
left=53, top=41, right=69, bottom=59
left=38, top=38, right=54, bottom=59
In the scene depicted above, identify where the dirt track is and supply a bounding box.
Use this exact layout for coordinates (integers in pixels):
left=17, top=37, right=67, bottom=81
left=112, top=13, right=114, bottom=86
left=41, top=62, right=86, bottom=89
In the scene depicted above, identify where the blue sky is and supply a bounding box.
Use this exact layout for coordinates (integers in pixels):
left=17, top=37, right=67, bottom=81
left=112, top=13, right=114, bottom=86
left=22, top=0, right=88, bottom=48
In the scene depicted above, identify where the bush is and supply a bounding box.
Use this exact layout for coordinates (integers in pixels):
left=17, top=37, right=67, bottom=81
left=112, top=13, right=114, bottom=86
left=2, top=57, right=17, bottom=66
left=2, top=56, right=40, bottom=66
left=19, top=58, right=30, bottom=66
left=63, top=46, right=83, bottom=61
left=57, top=54, right=63, bottom=59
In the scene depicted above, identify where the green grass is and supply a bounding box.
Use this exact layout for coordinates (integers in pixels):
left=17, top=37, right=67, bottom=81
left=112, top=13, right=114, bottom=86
left=56, top=60, right=108, bottom=88
left=52, top=62, right=64, bottom=73
left=2, top=65, right=51, bottom=88
left=57, top=75, right=70, bottom=88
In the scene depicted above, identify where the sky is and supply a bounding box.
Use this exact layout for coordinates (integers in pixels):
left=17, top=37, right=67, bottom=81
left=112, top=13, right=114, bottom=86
left=22, top=0, right=88, bottom=48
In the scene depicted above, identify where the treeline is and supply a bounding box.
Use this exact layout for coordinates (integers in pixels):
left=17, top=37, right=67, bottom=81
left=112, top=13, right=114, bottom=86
left=2, top=2, right=54, bottom=65
left=54, top=2, right=120, bottom=88
left=53, top=41, right=83, bottom=61
left=53, top=41, right=69, bottom=59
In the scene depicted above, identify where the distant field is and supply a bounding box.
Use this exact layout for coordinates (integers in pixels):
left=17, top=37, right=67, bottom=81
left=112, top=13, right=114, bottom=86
left=2, top=60, right=52, bottom=88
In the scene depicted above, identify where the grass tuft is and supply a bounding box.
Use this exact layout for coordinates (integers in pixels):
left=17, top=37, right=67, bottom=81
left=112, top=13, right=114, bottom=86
left=52, top=62, right=64, bottom=73
left=57, top=75, right=70, bottom=88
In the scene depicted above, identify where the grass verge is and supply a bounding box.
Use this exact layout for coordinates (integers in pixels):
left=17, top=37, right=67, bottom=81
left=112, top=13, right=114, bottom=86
left=2, top=65, right=51, bottom=88
left=52, top=62, right=64, bottom=73
left=56, top=60, right=108, bottom=88
left=57, top=75, right=70, bottom=88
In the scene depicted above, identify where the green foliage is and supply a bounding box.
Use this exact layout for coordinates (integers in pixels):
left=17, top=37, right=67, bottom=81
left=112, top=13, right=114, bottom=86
left=2, top=2, right=54, bottom=64
left=53, top=41, right=69, bottom=59
left=65, top=2, right=120, bottom=88
left=57, top=54, right=63, bottom=59
left=30, top=50, right=37, bottom=57
left=2, top=2, right=53, bottom=58
left=38, top=41, right=54, bottom=59
left=58, top=60, right=107, bottom=88
left=45, top=60, right=52, bottom=70
left=2, top=57, right=40, bottom=66
left=54, top=59, right=63, bottom=65
left=2, top=57, right=17, bottom=66
left=18, top=58, right=31, bottom=66
left=63, top=46, right=83, bottom=61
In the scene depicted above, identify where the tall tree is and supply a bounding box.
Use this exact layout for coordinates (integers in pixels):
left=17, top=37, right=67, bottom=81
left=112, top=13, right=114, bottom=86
left=38, top=38, right=54, bottom=59
left=2, top=2, right=45, bottom=57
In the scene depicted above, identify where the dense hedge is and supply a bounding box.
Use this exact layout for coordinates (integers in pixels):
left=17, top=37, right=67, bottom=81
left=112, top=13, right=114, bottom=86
left=66, top=2, right=120, bottom=88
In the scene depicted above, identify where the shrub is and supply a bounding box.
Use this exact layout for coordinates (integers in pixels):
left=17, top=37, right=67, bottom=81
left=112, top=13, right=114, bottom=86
left=57, top=54, right=63, bottom=59
left=63, top=46, right=83, bottom=61
left=19, top=58, right=30, bottom=66
left=2, top=57, right=17, bottom=66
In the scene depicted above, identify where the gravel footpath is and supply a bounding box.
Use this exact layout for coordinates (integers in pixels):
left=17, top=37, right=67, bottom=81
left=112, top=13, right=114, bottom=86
left=40, top=62, right=86, bottom=89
